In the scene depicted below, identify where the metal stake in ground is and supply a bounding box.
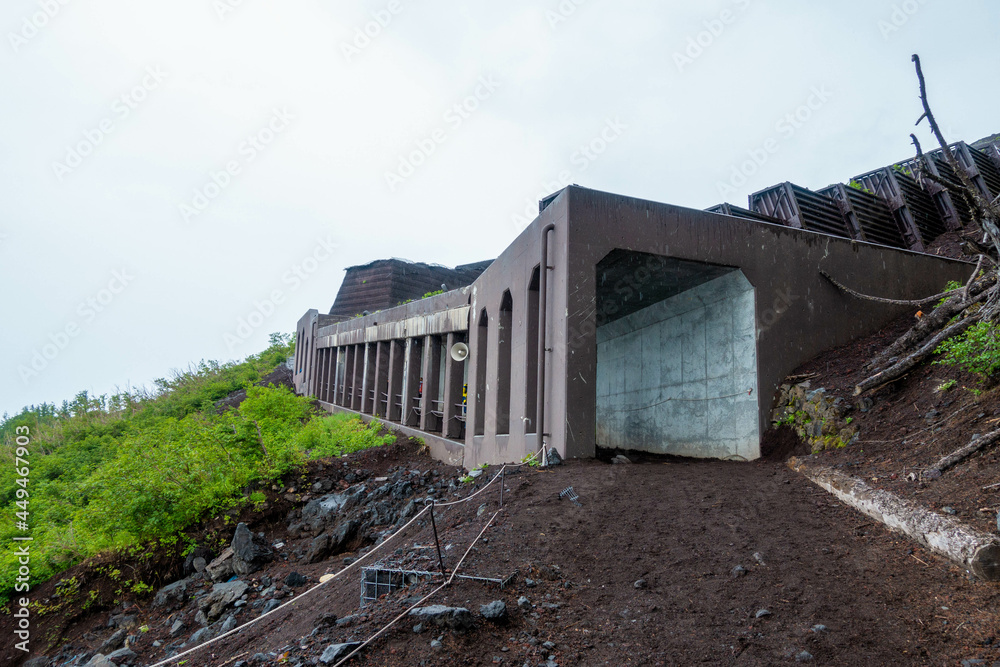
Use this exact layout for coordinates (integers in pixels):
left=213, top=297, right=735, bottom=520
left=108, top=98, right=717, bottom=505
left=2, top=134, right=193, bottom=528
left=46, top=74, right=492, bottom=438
left=429, top=501, right=447, bottom=578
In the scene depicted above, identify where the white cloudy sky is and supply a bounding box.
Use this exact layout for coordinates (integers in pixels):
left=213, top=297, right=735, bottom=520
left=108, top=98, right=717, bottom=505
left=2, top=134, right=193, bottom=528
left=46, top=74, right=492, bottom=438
left=2, top=0, right=998, bottom=416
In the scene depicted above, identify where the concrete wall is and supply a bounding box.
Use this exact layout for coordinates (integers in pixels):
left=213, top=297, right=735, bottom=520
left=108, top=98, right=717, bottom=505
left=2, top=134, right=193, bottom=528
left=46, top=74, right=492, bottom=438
left=595, top=270, right=758, bottom=459
left=295, top=185, right=973, bottom=470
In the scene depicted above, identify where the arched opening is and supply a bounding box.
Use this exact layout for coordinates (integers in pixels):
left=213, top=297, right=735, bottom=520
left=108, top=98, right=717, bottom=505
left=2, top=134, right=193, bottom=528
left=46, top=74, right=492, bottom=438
left=496, top=291, right=513, bottom=435
left=474, top=309, right=489, bottom=437
left=595, top=250, right=759, bottom=460
left=524, top=266, right=540, bottom=435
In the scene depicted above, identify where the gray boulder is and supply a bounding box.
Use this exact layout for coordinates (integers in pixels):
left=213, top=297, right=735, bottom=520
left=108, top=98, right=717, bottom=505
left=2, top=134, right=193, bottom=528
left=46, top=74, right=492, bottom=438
left=319, top=642, right=362, bottom=664
left=99, top=628, right=127, bottom=652
left=205, top=548, right=235, bottom=582
left=546, top=447, right=563, bottom=466
left=231, top=524, right=273, bottom=575
left=152, top=578, right=190, bottom=608
left=188, top=625, right=216, bottom=646
left=301, top=486, right=366, bottom=531
left=84, top=655, right=117, bottom=667
left=105, top=647, right=136, bottom=663
left=305, top=534, right=331, bottom=564
left=408, top=605, right=474, bottom=630
left=480, top=600, right=508, bottom=623
left=198, top=579, right=248, bottom=620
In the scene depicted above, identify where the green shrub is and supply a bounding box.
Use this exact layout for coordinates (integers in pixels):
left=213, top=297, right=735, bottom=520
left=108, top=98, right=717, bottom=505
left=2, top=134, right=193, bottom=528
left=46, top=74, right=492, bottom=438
left=295, top=413, right=394, bottom=459
left=0, top=332, right=405, bottom=606
left=935, top=320, right=1000, bottom=378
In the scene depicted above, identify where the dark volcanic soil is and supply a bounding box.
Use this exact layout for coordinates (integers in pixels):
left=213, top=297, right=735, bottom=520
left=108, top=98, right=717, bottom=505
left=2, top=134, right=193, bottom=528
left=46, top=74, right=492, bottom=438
left=9, top=440, right=1000, bottom=667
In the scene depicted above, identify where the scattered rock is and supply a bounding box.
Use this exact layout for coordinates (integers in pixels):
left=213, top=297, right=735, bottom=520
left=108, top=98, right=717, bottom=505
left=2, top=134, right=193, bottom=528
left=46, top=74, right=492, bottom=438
left=633, top=578, right=647, bottom=589
left=152, top=578, right=190, bottom=609
left=753, top=552, right=766, bottom=566
left=231, top=523, right=273, bottom=575
left=795, top=651, right=814, bottom=662
left=220, top=614, right=238, bottom=634
left=305, top=534, right=332, bottom=564
left=84, top=655, right=117, bottom=667
left=480, top=600, right=508, bottom=622
left=319, top=642, right=362, bottom=664
left=106, top=647, right=136, bottom=662
left=285, top=571, right=308, bottom=587
left=517, top=596, right=531, bottom=610
left=546, top=448, right=563, bottom=466
left=22, top=658, right=49, bottom=667
left=100, top=628, right=127, bottom=652
left=260, top=599, right=282, bottom=615
left=206, top=548, right=236, bottom=582
left=189, top=626, right=216, bottom=646
left=192, top=557, right=208, bottom=573
left=430, top=638, right=443, bottom=648
left=169, top=620, right=185, bottom=636
left=316, top=612, right=338, bottom=627
left=731, top=565, right=747, bottom=578
left=943, top=506, right=958, bottom=515
left=409, top=605, right=475, bottom=631
left=413, top=623, right=424, bottom=634
left=755, top=609, right=772, bottom=619
left=612, top=454, right=632, bottom=464
left=199, top=579, right=249, bottom=621
left=108, top=614, right=137, bottom=630
left=811, top=624, right=828, bottom=633
left=336, top=614, right=365, bottom=627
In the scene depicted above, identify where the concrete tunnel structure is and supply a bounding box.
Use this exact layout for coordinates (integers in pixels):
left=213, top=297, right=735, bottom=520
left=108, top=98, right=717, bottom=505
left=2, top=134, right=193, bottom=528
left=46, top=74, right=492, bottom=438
left=293, top=184, right=974, bottom=469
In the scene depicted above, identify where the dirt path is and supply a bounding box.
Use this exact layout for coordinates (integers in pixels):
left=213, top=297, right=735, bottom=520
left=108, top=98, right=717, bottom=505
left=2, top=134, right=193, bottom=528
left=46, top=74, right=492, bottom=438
left=198, top=457, right=1000, bottom=666
left=13, top=446, right=1000, bottom=666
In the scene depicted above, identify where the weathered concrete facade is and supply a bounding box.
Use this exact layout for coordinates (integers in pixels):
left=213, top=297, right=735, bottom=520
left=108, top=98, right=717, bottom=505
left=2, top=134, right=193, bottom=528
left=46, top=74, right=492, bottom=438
left=295, top=186, right=971, bottom=469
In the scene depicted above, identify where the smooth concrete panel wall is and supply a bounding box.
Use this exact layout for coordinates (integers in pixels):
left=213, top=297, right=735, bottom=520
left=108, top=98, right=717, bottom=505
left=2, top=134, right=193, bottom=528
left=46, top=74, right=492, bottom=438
left=595, top=270, right=758, bottom=459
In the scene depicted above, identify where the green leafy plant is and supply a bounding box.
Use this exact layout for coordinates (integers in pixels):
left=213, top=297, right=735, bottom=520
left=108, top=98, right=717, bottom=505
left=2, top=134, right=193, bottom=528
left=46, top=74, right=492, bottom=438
left=935, top=320, right=1000, bottom=379
left=847, top=179, right=874, bottom=195
left=936, top=379, right=957, bottom=392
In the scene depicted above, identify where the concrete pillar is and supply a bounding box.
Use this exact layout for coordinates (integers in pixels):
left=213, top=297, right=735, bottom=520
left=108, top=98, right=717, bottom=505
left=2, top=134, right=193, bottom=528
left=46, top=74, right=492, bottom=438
left=339, top=346, right=352, bottom=407
left=387, top=340, right=405, bottom=422
left=374, top=341, right=390, bottom=418
left=350, top=344, right=363, bottom=411
left=442, top=332, right=467, bottom=439
left=334, top=347, right=344, bottom=405
left=402, top=338, right=422, bottom=427
left=496, top=296, right=513, bottom=435
left=420, top=336, right=442, bottom=433
left=361, top=343, right=376, bottom=414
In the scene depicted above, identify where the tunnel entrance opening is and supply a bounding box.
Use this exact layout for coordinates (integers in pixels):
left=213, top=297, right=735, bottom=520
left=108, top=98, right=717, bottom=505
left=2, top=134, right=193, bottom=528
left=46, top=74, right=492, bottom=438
left=595, top=250, right=759, bottom=460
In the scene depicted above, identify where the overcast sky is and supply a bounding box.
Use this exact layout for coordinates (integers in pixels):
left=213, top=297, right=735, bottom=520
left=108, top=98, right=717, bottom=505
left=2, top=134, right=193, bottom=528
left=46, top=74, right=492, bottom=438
left=2, top=0, right=999, bottom=417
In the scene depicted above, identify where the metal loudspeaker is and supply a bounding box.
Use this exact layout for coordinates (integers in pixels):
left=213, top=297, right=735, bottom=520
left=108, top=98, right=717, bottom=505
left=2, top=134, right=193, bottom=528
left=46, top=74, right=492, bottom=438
left=450, top=342, right=470, bottom=362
